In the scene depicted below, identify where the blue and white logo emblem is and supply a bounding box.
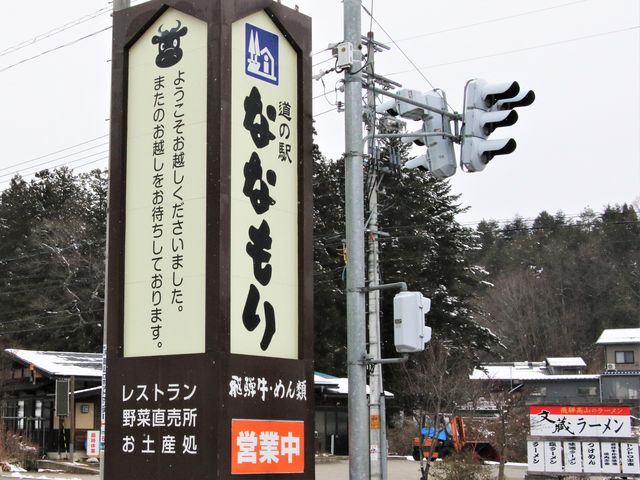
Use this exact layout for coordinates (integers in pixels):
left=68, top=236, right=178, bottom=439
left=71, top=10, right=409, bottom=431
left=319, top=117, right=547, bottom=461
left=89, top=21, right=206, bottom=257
left=246, top=23, right=279, bottom=86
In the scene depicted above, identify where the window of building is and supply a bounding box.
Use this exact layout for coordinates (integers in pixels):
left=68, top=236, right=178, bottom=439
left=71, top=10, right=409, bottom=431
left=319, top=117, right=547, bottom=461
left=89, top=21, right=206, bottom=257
left=578, top=386, right=598, bottom=396
left=35, top=400, right=42, bottom=429
left=17, top=400, right=24, bottom=430
left=615, top=351, right=635, bottom=364
left=529, top=386, right=547, bottom=397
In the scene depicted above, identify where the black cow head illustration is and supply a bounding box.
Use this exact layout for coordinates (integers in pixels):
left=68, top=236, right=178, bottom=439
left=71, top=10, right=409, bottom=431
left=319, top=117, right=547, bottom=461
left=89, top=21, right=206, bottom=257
left=151, top=21, right=188, bottom=68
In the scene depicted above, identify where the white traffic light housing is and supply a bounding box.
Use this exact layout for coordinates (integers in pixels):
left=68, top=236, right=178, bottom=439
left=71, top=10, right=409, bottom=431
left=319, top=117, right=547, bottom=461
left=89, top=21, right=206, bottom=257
left=393, top=291, right=432, bottom=353
left=375, top=89, right=426, bottom=121
left=461, top=79, right=534, bottom=172
left=402, top=91, right=457, bottom=178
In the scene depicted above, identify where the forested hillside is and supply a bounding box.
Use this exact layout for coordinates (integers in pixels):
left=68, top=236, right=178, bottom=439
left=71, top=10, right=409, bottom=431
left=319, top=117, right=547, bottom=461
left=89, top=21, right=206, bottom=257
left=0, top=164, right=637, bottom=381
left=471, top=205, right=640, bottom=366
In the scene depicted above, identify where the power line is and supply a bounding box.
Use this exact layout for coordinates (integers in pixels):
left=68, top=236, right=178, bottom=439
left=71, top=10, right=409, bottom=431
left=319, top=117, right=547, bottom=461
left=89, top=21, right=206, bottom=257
left=0, top=313, right=103, bottom=335
left=386, top=26, right=640, bottom=76
left=0, top=6, right=111, bottom=58
left=0, top=135, right=108, bottom=173
left=0, top=26, right=112, bottom=73
left=0, top=145, right=108, bottom=178
left=314, top=107, right=339, bottom=117
left=361, top=4, right=453, bottom=112
left=0, top=153, right=109, bottom=183
left=389, top=0, right=590, bottom=45
left=311, top=0, right=592, bottom=70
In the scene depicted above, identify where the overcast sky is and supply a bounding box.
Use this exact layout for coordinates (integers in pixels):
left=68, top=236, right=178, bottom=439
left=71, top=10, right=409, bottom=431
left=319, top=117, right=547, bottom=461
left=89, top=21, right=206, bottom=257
left=2, top=0, right=639, bottom=224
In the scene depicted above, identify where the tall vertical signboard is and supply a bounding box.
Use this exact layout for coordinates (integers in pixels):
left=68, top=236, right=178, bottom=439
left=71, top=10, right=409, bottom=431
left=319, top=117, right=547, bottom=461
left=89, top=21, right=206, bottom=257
left=105, top=1, right=313, bottom=478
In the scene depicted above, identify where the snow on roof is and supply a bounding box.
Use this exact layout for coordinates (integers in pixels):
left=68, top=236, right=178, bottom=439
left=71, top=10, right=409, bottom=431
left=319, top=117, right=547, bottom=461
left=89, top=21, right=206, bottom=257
left=321, top=377, right=394, bottom=398
left=470, top=363, right=598, bottom=382
left=314, top=372, right=340, bottom=387
left=314, top=371, right=393, bottom=397
left=5, top=349, right=102, bottom=378
left=596, top=328, right=640, bottom=345
left=545, top=357, right=586, bottom=368
left=470, top=363, right=545, bottom=381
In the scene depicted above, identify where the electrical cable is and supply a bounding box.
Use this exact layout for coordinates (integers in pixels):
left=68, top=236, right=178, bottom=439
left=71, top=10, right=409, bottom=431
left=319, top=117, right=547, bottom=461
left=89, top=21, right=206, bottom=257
left=388, top=0, right=590, bottom=45
left=385, top=26, right=640, bottom=76
left=314, top=107, right=339, bottom=118
left=0, top=313, right=103, bottom=336
left=0, top=6, right=111, bottom=58
left=0, top=152, right=109, bottom=183
left=361, top=3, right=454, bottom=112
left=0, top=26, right=112, bottom=73
left=320, top=77, right=336, bottom=106
left=0, top=144, right=108, bottom=177
left=0, top=135, right=108, bottom=173
left=313, top=0, right=590, bottom=68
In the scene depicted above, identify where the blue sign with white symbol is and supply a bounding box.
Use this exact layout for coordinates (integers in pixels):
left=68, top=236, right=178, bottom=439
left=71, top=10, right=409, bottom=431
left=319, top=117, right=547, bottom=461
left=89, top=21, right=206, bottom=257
left=245, top=23, right=279, bottom=86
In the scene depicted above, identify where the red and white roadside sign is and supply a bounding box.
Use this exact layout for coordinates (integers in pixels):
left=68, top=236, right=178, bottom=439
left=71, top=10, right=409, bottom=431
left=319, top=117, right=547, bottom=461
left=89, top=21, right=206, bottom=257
left=528, top=405, right=639, bottom=476
left=231, top=419, right=304, bottom=475
left=86, top=430, right=100, bottom=457
left=530, top=405, right=632, bottom=438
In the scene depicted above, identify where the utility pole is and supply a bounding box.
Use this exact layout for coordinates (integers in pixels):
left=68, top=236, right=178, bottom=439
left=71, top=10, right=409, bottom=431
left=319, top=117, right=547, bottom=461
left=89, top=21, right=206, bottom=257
left=343, top=0, right=368, bottom=479
left=365, top=32, right=388, bottom=480
left=113, top=0, right=131, bottom=11
left=69, top=376, right=75, bottom=463
left=102, top=4, right=129, bottom=479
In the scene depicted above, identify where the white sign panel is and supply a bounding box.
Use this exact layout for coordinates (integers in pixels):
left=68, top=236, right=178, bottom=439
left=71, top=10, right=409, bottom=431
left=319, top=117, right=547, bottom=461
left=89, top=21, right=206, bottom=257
left=563, top=440, right=582, bottom=473
left=86, top=430, right=100, bottom=456
left=529, top=439, right=640, bottom=476
left=581, top=441, right=602, bottom=474
left=601, top=441, right=620, bottom=474
left=527, top=441, right=545, bottom=472
left=621, top=442, right=640, bottom=475
left=124, top=9, right=207, bottom=357
left=230, top=11, right=299, bottom=359
left=530, top=405, right=632, bottom=438
left=544, top=441, right=563, bottom=473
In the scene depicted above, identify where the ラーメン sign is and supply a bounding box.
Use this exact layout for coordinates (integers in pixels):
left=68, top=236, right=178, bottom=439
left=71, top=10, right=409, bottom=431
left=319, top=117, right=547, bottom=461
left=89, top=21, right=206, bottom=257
left=529, top=405, right=632, bottom=438
left=527, top=405, right=639, bottom=476
left=105, top=1, right=313, bottom=478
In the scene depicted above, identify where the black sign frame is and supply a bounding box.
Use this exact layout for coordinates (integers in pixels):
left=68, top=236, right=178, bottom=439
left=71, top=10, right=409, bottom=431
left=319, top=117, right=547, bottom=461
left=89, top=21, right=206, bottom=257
left=105, top=1, right=313, bottom=478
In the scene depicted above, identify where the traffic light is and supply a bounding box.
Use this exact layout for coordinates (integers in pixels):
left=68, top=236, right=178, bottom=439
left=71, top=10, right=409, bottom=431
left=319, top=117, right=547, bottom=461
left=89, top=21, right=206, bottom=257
left=393, top=291, right=432, bottom=353
left=461, top=79, right=535, bottom=172
left=403, top=91, right=456, bottom=178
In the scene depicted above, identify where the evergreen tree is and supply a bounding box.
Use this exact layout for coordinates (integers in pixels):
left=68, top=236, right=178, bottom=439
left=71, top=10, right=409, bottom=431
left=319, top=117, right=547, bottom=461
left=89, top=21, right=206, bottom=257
left=474, top=205, right=640, bottom=363
left=313, top=151, right=348, bottom=375
left=0, top=168, right=107, bottom=352
left=312, top=149, right=503, bottom=386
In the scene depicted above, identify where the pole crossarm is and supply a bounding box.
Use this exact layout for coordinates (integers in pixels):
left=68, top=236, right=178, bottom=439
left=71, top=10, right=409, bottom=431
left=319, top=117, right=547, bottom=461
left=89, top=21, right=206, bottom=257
left=367, top=86, right=462, bottom=120
left=363, top=132, right=458, bottom=146
left=357, top=281, right=408, bottom=293
left=362, top=72, right=403, bottom=89
left=365, top=354, right=409, bottom=365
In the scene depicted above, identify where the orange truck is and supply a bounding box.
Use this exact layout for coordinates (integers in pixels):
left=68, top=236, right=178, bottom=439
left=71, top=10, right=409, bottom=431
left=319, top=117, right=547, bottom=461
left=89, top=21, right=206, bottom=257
left=412, top=416, right=499, bottom=461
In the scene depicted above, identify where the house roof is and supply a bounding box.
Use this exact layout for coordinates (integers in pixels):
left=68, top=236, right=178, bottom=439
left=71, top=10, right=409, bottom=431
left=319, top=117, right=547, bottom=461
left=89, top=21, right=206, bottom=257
left=1, top=352, right=392, bottom=397
left=318, top=376, right=394, bottom=398
left=313, top=372, right=393, bottom=397
left=595, top=328, right=640, bottom=345
left=314, top=372, right=340, bottom=388
left=470, top=362, right=598, bottom=382
left=545, top=357, right=586, bottom=368
left=5, top=349, right=102, bottom=378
